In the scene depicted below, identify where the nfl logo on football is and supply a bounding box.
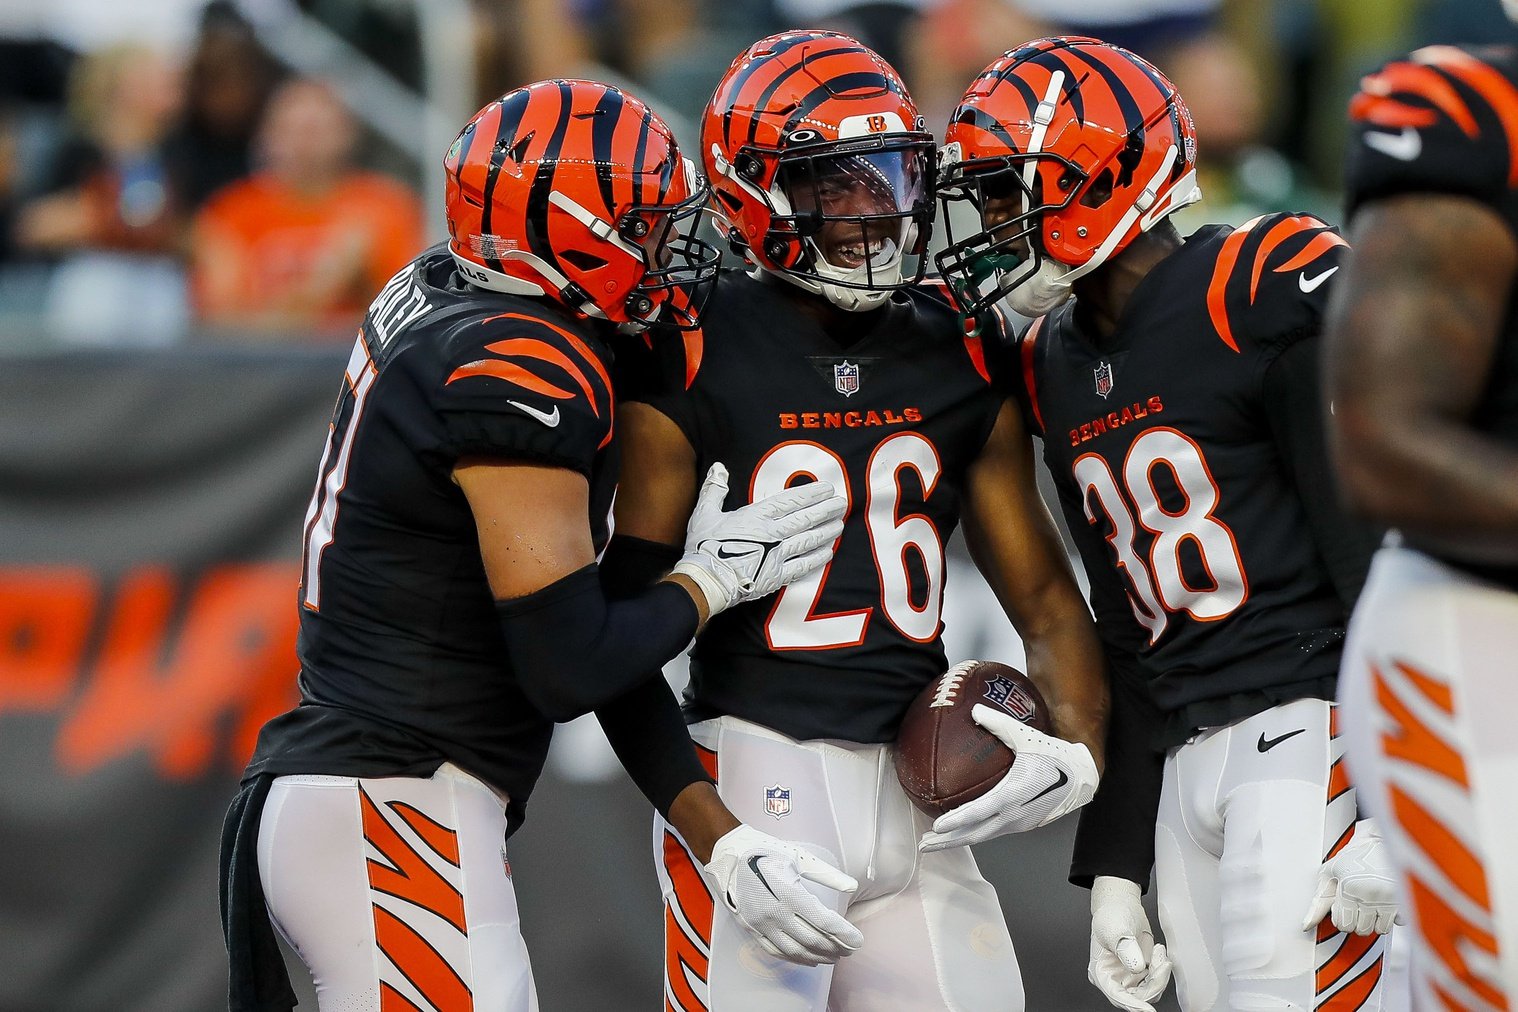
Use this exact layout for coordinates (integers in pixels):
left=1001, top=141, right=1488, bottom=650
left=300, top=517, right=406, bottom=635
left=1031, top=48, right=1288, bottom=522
left=764, top=784, right=791, bottom=819
left=983, top=675, right=1035, bottom=721
left=834, top=361, right=860, bottom=397
left=1093, top=361, right=1114, bottom=399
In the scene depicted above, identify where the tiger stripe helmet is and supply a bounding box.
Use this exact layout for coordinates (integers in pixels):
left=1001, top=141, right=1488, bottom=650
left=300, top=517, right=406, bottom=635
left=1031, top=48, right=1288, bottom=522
left=937, top=37, right=1201, bottom=316
left=702, top=31, right=935, bottom=311
left=445, top=79, right=719, bottom=329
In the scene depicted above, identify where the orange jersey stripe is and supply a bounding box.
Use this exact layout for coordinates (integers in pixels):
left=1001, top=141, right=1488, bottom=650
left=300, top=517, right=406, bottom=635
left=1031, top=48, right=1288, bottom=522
left=482, top=312, right=615, bottom=405
left=695, top=743, right=718, bottom=781
left=388, top=801, right=462, bottom=868
left=1420, top=46, right=1518, bottom=186
left=1251, top=215, right=1320, bottom=301
left=486, top=338, right=601, bottom=416
left=1274, top=230, right=1349, bottom=276
left=1206, top=215, right=1266, bottom=353
left=1349, top=92, right=1441, bottom=131
left=373, top=905, right=474, bottom=1012
left=1396, top=659, right=1455, bottom=714
left=446, top=358, right=575, bottom=401
left=682, top=327, right=704, bottom=391
left=1326, top=822, right=1356, bottom=862
left=361, top=788, right=467, bottom=934
left=1364, top=62, right=1480, bottom=137
left=1327, top=757, right=1353, bottom=804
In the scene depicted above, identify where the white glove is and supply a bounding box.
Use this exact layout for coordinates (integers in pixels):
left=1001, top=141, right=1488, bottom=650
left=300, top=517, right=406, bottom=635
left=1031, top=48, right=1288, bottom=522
left=1303, top=818, right=1401, bottom=936
left=1088, top=876, right=1172, bottom=1012
left=704, top=825, right=864, bottom=966
left=671, top=463, right=847, bottom=616
left=918, top=704, right=1100, bottom=851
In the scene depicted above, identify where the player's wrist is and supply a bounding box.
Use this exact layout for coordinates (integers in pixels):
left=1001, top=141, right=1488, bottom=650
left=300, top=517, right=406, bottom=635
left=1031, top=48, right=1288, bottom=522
left=667, top=782, right=737, bottom=864
left=662, top=570, right=713, bottom=627
left=1091, top=876, right=1143, bottom=910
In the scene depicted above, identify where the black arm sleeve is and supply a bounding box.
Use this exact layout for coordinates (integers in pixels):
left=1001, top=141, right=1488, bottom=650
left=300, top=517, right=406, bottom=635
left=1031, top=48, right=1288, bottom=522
left=1070, top=660, right=1166, bottom=891
left=497, top=564, right=698, bottom=722
left=1262, top=338, right=1383, bottom=611
left=592, top=535, right=713, bottom=816
left=599, top=534, right=683, bottom=599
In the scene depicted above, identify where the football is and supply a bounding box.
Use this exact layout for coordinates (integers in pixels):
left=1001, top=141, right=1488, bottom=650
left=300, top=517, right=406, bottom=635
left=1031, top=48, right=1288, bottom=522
left=894, top=660, right=1053, bottom=817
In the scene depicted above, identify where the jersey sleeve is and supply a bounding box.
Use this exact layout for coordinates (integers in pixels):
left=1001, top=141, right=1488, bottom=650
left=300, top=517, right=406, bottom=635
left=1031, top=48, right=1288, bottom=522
left=1202, top=212, right=1348, bottom=363
left=1345, top=45, right=1518, bottom=225
left=430, top=312, right=613, bottom=475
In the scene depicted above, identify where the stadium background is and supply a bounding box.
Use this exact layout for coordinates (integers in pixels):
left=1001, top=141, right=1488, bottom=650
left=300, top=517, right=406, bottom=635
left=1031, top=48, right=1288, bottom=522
left=0, top=1, right=1507, bottom=1009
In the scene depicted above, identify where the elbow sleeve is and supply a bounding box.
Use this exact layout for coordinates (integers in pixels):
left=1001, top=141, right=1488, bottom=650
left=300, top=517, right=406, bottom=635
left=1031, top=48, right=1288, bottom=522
left=496, top=565, right=699, bottom=721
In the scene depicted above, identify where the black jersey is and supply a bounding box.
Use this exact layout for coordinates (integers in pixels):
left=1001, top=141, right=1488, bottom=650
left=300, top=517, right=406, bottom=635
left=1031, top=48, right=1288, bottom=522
left=1346, top=43, right=1518, bottom=589
left=624, top=271, right=1005, bottom=743
left=245, top=244, right=618, bottom=814
left=1016, top=214, right=1353, bottom=744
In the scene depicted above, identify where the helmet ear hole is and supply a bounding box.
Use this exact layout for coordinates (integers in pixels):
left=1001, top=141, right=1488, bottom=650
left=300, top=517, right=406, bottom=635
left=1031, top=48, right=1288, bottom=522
left=1080, top=168, right=1115, bottom=210
left=560, top=249, right=609, bottom=271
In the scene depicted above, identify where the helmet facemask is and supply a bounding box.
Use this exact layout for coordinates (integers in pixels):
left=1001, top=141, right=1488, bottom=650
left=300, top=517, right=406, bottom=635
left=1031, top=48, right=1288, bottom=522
left=719, top=133, right=934, bottom=311
left=614, top=168, right=722, bottom=331
left=936, top=147, right=1086, bottom=318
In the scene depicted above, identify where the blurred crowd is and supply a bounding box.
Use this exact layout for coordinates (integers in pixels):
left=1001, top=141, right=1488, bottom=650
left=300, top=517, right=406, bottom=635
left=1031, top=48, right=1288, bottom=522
left=0, top=0, right=1511, bottom=348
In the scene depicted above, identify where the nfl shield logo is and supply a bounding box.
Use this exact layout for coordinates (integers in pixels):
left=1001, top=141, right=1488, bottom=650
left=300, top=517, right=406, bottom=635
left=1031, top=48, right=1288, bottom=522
left=983, top=675, right=1036, bottom=721
left=765, top=785, right=791, bottom=819
left=834, top=361, right=860, bottom=397
left=1093, top=361, right=1114, bottom=399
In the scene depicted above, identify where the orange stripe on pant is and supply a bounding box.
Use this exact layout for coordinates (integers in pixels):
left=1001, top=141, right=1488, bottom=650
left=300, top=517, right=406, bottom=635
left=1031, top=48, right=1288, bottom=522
left=373, top=905, right=474, bottom=1011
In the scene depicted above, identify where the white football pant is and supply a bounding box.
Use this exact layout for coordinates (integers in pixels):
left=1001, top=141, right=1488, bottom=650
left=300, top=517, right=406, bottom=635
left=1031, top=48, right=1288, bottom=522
left=1339, top=545, right=1518, bottom=1011
left=1156, top=696, right=1398, bottom=1010
left=654, top=715, right=1023, bottom=1012
left=257, top=763, right=538, bottom=1011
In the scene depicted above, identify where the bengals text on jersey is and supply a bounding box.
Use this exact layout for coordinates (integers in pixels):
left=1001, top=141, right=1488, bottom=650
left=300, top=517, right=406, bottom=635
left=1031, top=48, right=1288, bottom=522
left=1014, top=211, right=1352, bottom=744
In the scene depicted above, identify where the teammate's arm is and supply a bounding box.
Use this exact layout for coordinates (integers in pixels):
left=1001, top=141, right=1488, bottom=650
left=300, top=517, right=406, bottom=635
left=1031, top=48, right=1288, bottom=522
left=962, top=400, right=1109, bottom=765
left=1324, top=193, right=1518, bottom=562
left=916, top=399, right=1108, bottom=851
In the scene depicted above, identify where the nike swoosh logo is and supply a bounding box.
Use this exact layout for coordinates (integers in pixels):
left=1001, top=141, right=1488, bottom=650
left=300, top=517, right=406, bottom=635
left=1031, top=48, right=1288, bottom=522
left=716, top=544, right=763, bottom=560
left=1363, top=126, right=1421, bottom=162
left=507, top=400, right=560, bottom=427
left=1299, top=266, right=1339, bottom=293
left=747, top=855, right=778, bottom=899
left=1257, top=728, right=1307, bottom=752
left=1027, top=768, right=1069, bottom=804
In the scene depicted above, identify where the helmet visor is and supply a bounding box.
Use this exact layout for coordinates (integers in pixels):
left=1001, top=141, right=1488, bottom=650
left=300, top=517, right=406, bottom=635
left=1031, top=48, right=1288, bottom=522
left=773, top=138, right=934, bottom=290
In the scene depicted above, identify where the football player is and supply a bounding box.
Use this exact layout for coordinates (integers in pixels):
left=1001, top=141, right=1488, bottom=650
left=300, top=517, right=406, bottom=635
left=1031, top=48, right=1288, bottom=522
left=1325, top=20, right=1518, bottom=1010
left=613, top=31, right=1110, bottom=1012
left=218, top=79, right=865, bottom=1012
left=937, top=37, right=1402, bottom=1011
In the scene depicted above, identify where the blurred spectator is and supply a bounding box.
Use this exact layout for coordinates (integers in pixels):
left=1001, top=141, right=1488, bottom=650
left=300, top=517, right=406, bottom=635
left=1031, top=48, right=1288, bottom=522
left=13, top=42, right=190, bottom=345
left=1010, top=0, right=1218, bottom=55
left=907, top=0, right=1052, bottom=130
left=164, top=1, right=281, bottom=212
left=1160, top=30, right=1333, bottom=231
left=190, top=77, right=424, bottom=341
left=0, top=105, right=18, bottom=265
left=777, top=0, right=923, bottom=71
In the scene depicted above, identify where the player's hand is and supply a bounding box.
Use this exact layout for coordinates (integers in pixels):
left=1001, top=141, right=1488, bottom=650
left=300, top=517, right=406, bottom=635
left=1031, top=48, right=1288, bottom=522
left=1303, top=818, right=1401, bottom=936
left=704, top=824, right=864, bottom=966
left=918, top=704, right=1099, bottom=851
left=1088, top=876, right=1172, bottom=1012
left=672, top=462, right=847, bottom=616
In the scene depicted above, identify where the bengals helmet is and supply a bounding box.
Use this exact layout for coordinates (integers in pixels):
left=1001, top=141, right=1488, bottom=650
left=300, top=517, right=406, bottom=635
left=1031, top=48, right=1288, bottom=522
left=445, top=80, right=719, bottom=329
left=703, top=31, right=935, bottom=311
left=937, top=37, right=1200, bottom=317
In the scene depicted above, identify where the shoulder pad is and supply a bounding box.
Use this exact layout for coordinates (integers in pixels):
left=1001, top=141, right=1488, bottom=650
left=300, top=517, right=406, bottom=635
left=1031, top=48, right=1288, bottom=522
left=1201, top=212, right=1347, bottom=354
left=438, top=308, right=614, bottom=454
left=1347, top=44, right=1518, bottom=213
